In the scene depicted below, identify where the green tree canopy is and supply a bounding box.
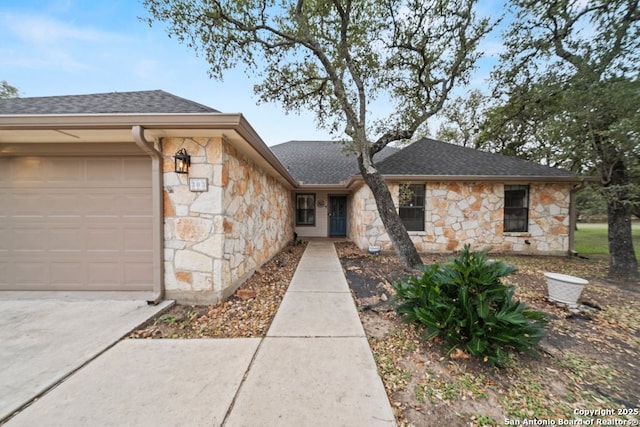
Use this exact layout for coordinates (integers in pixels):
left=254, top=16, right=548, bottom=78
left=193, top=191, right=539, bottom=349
left=1, top=81, right=19, bottom=99
left=484, top=0, right=639, bottom=278
left=143, top=0, right=492, bottom=268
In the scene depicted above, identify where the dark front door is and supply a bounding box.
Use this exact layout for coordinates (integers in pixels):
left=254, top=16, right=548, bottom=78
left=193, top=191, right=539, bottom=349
left=328, top=195, right=347, bottom=236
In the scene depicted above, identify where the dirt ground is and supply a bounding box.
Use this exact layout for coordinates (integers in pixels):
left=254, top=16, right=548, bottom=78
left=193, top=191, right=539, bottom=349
left=335, top=242, right=640, bottom=426
left=130, top=241, right=307, bottom=339
left=132, top=240, right=639, bottom=426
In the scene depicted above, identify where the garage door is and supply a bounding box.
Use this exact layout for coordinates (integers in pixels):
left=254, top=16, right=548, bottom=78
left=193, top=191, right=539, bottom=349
left=0, top=152, right=153, bottom=291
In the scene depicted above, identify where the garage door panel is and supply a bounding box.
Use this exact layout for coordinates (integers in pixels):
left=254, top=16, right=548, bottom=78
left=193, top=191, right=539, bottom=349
left=49, top=227, right=85, bottom=251
left=0, top=262, right=6, bottom=285
left=87, top=228, right=122, bottom=250
left=88, top=262, right=121, bottom=287
left=124, top=157, right=153, bottom=181
left=124, top=230, right=153, bottom=251
left=0, top=162, right=8, bottom=181
left=11, top=262, right=48, bottom=286
left=11, top=158, right=45, bottom=182
left=9, top=193, right=47, bottom=216
left=120, top=192, right=153, bottom=216
left=86, top=194, right=122, bottom=215
left=0, top=154, right=153, bottom=292
left=124, top=262, right=154, bottom=287
left=46, top=159, right=84, bottom=182
left=51, top=262, right=85, bottom=286
left=12, top=227, right=47, bottom=251
left=47, top=194, right=83, bottom=215
left=86, top=158, right=123, bottom=183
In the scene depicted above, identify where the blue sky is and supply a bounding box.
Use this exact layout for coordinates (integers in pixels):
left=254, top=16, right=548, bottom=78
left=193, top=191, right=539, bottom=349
left=0, top=0, right=503, bottom=146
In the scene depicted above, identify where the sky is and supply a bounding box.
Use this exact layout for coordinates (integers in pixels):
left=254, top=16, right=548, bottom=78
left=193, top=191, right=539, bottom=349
left=0, top=0, right=504, bottom=147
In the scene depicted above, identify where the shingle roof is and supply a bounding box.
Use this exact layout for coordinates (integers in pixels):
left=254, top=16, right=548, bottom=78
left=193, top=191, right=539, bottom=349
left=270, top=140, right=399, bottom=185
left=376, top=138, right=574, bottom=178
left=0, top=90, right=219, bottom=114
left=271, top=138, right=574, bottom=184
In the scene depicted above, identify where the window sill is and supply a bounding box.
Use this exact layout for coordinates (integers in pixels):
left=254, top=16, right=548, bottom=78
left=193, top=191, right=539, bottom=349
left=408, top=231, right=427, bottom=236
left=503, top=232, right=531, bottom=237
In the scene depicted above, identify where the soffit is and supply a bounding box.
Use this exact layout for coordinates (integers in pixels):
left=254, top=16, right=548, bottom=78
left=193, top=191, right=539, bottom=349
left=0, top=114, right=298, bottom=188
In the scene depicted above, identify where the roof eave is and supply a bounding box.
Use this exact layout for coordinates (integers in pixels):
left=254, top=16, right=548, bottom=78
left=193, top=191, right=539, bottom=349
left=0, top=113, right=244, bottom=130
left=345, top=173, right=585, bottom=187
left=0, top=113, right=299, bottom=188
left=293, top=183, right=351, bottom=191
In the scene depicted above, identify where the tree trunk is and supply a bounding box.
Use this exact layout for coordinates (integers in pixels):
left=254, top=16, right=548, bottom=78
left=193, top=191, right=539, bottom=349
left=608, top=201, right=639, bottom=280
left=357, top=155, right=423, bottom=269
left=606, top=160, right=639, bottom=280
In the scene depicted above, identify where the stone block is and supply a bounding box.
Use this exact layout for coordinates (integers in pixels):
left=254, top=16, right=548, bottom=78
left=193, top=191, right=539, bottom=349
left=189, top=163, right=213, bottom=179
left=163, top=190, right=176, bottom=217
left=175, top=271, right=193, bottom=285
left=170, top=186, right=197, bottom=206
left=164, top=239, right=186, bottom=250
left=212, top=164, right=223, bottom=186
left=205, top=138, right=223, bottom=162
left=175, top=205, right=189, bottom=217
left=163, top=173, right=181, bottom=187
left=226, top=195, right=243, bottom=216
left=224, top=238, right=235, bottom=254
left=175, top=250, right=212, bottom=272
left=462, top=221, right=477, bottom=231
left=191, top=272, right=213, bottom=291
left=175, top=217, right=212, bottom=242
left=190, top=187, right=223, bottom=215
left=163, top=262, right=177, bottom=289
left=193, top=234, right=224, bottom=259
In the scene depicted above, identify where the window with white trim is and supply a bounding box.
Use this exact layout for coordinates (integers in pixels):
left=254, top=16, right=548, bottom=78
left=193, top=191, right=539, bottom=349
left=504, top=185, right=529, bottom=232
left=296, top=194, right=315, bottom=226
left=398, top=183, right=425, bottom=231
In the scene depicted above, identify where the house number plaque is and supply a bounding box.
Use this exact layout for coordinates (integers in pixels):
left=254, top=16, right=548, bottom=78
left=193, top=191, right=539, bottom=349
left=189, top=178, right=208, bottom=192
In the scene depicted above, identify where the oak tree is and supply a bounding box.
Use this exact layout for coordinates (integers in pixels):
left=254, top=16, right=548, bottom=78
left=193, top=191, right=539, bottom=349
left=143, top=0, right=491, bottom=268
left=487, top=0, right=639, bottom=279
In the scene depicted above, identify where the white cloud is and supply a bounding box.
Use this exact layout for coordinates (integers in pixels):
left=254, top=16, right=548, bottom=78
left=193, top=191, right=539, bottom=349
left=0, top=12, right=123, bottom=71
left=4, top=14, right=108, bottom=44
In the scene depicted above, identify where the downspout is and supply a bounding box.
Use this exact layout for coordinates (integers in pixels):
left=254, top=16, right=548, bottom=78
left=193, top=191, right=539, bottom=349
left=568, top=179, right=587, bottom=255
left=132, top=125, right=165, bottom=305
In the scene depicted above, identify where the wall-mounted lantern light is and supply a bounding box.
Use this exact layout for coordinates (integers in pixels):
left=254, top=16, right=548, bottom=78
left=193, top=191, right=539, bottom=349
left=174, top=148, right=190, bottom=174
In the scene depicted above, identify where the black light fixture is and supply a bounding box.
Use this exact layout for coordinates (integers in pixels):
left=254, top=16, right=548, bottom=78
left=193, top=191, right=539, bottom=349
left=174, top=148, right=190, bottom=174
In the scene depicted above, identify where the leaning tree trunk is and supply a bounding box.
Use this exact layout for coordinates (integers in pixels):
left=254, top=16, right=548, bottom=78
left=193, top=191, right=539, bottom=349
left=606, top=160, right=639, bottom=280
left=357, top=155, right=423, bottom=269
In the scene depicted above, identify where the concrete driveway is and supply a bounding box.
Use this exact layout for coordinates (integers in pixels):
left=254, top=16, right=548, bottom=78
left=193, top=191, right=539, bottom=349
left=0, top=298, right=172, bottom=423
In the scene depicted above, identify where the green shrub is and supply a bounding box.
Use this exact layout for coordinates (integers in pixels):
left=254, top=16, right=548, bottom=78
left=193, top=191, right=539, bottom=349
left=392, top=245, right=547, bottom=366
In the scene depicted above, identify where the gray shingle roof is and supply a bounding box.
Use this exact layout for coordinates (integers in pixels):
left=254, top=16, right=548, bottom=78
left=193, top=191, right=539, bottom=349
left=271, top=138, right=574, bottom=184
left=270, top=140, right=399, bottom=185
left=376, top=138, right=574, bottom=178
left=0, top=90, right=219, bottom=114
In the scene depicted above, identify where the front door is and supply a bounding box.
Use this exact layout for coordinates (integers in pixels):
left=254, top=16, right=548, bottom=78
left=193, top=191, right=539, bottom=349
left=328, top=195, right=347, bottom=236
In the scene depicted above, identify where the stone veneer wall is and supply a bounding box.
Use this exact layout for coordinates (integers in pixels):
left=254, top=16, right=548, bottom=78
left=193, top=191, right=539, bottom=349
left=348, top=181, right=572, bottom=254
left=162, top=136, right=293, bottom=303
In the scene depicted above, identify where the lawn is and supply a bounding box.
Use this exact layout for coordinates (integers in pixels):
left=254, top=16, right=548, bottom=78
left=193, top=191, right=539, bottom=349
left=575, top=222, right=640, bottom=257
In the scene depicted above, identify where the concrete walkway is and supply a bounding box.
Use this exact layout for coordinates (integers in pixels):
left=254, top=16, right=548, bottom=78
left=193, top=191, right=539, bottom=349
left=6, top=241, right=396, bottom=426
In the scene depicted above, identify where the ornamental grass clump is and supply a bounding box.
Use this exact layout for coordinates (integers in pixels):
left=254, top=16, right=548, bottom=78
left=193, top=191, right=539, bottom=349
left=393, top=245, right=547, bottom=366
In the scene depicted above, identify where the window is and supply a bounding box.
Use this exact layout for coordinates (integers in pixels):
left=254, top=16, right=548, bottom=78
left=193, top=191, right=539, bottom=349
left=296, top=194, right=315, bottom=226
left=398, top=184, right=425, bottom=231
left=504, top=185, right=529, bottom=232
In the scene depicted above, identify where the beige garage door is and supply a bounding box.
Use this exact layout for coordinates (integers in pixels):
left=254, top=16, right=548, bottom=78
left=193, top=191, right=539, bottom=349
left=0, top=152, right=153, bottom=291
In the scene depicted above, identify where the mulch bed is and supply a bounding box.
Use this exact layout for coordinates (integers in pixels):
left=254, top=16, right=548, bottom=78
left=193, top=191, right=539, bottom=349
left=335, top=242, right=640, bottom=426
left=130, top=241, right=307, bottom=339
left=130, top=239, right=639, bottom=426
